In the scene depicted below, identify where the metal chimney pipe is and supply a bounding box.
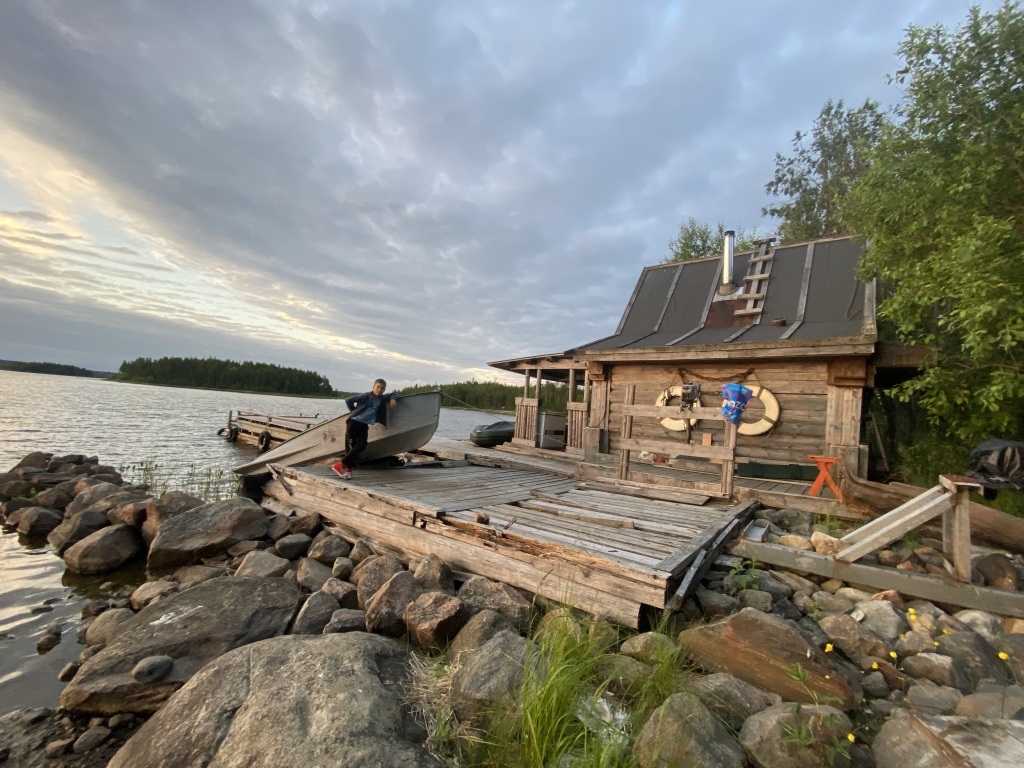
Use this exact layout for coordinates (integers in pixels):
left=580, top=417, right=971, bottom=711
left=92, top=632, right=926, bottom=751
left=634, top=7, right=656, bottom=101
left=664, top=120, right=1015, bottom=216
left=721, top=230, right=735, bottom=289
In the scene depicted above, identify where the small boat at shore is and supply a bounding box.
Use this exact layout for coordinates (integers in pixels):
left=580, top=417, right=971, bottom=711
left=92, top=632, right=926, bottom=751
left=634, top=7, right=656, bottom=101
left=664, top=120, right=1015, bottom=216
left=469, top=421, right=515, bottom=448
left=233, top=391, right=443, bottom=476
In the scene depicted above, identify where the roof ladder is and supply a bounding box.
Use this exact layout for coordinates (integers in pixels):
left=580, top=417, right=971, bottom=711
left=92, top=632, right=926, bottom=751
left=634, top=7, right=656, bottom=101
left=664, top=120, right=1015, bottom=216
left=733, top=239, right=776, bottom=321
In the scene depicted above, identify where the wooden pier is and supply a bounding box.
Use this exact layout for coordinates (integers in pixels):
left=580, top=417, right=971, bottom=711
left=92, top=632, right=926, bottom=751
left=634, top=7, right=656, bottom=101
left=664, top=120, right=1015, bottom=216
left=259, top=449, right=755, bottom=628
left=225, top=411, right=325, bottom=449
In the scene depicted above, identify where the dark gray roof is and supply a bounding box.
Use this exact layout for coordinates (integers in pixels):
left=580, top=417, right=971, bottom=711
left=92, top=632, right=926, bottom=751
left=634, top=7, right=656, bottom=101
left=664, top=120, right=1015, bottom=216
left=576, top=237, right=873, bottom=352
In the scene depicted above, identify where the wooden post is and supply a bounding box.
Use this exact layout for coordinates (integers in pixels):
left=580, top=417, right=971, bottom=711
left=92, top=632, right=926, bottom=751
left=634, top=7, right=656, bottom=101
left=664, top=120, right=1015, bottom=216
left=618, top=385, right=635, bottom=480
left=721, top=421, right=737, bottom=497
left=226, top=410, right=233, bottom=432
left=523, top=370, right=531, bottom=400
left=568, top=369, right=576, bottom=403
left=940, top=475, right=978, bottom=582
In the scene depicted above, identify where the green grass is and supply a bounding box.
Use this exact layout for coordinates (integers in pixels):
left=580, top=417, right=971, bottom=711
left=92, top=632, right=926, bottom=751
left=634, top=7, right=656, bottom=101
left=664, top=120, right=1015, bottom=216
left=407, top=610, right=694, bottom=768
left=118, top=460, right=241, bottom=502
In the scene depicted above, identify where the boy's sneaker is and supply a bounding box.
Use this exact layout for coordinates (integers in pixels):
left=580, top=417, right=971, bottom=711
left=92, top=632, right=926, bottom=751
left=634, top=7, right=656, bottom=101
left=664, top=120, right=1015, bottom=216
left=332, top=462, right=351, bottom=479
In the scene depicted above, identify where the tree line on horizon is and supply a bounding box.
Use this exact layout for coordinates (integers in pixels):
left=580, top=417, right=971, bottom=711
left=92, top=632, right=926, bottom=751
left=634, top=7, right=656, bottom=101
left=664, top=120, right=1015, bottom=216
left=0, top=360, right=101, bottom=378
left=671, top=4, right=1024, bottom=494
left=114, top=356, right=335, bottom=396
left=398, top=380, right=571, bottom=414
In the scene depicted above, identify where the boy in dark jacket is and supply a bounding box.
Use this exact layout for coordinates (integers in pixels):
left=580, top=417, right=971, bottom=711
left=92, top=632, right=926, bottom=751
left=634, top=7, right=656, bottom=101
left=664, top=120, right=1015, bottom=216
left=333, top=378, right=397, bottom=478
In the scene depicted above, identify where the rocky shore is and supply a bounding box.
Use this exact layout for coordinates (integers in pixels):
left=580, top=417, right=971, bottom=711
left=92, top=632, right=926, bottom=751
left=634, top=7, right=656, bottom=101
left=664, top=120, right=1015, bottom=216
left=2, top=449, right=1023, bottom=767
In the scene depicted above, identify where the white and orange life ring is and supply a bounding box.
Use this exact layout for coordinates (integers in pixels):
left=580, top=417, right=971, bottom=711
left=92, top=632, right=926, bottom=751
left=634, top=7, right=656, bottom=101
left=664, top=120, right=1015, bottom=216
left=655, top=384, right=780, bottom=436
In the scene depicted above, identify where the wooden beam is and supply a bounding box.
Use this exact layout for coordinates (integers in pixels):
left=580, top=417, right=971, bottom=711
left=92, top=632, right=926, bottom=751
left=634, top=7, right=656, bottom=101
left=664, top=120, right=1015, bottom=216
left=577, top=338, right=876, bottom=364
left=835, top=490, right=953, bottom=564
left=729, top=539, right=1024, bottom=619
left=618, top=385, right=636, bottom=480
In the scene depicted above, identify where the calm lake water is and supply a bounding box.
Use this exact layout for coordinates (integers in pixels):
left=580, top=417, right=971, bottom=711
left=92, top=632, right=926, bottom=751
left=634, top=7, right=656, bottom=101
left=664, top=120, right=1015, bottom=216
left=0, top=370, right=508, bottom=714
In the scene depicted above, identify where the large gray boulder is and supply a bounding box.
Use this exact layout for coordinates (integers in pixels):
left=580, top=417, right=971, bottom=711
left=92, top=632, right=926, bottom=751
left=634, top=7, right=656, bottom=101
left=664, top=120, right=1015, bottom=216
left=107, top=634, right=440, bottom=768
left=740, top=702, right=853, bottom=768
left=633, top=692, right=746, bottom=768
left=141, top=491, right=205, bottom=544
left=450, top=630, right=528, bottom=724
left=47, top=508, right=111, bottom=555
left=60, top=577, right=300, bottom=714
left=456, top=576, right=532, bottom=631
left=63, top=524, right=145, bottom=575
left=64, top=482, right=123, bottom=518
left=147, top=498, right=269, bottom=569
left=7, top=506, right=63, bottom=536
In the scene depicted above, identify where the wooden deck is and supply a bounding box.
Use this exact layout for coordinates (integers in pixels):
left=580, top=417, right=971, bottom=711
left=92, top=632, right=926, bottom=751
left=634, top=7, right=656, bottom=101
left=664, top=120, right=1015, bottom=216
left=260, top=456, right=755, bottom=628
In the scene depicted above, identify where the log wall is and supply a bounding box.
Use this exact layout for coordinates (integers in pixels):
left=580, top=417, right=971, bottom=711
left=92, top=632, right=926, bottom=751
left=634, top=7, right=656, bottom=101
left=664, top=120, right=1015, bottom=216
left=588, top=360, right=863, bottom=472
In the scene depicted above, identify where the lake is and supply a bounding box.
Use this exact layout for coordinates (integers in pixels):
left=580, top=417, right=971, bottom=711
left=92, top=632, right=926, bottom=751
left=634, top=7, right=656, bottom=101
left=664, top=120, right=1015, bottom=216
left=0, top=370, right=509, bottom=714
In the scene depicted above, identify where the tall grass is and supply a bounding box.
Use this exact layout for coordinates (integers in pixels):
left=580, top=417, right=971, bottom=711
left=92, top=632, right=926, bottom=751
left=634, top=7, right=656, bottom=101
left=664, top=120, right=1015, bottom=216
left=408, top=610, right=691, bottom=768
left=118, top=460, right=241, bottom=502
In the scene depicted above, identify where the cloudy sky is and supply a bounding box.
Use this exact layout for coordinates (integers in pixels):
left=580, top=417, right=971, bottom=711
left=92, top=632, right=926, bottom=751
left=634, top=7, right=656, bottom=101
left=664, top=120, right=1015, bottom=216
left=0, top=1, right=990, bottom=391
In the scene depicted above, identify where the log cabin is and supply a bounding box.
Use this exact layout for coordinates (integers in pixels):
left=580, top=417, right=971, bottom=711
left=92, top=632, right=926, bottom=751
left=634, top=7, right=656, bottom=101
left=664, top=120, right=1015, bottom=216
left=490, top=234, right=922, bottom=496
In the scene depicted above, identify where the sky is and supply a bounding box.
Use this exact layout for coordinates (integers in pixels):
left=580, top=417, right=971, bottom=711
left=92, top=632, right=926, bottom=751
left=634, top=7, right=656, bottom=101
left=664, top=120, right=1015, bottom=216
left=0, top=0, right=993, bottom=391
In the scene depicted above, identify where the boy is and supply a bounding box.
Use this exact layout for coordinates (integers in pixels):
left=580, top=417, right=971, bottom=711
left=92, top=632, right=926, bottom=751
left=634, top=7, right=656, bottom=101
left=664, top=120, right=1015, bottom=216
left=332, top=378, right=397, bottom=478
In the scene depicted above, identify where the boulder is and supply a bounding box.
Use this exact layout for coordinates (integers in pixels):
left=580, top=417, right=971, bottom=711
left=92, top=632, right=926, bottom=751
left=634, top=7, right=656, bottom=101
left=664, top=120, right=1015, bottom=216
left=456, top=576, right=532, bottom=631
left=85, top=608, right=136, bottom=646
left=952, top=609, right=1003, bottom=642
left=307, top=533, right=350, bottom=564
left=594, top=654, right=650, bottom=697
left=321, top=577, right=359, bottom=608
left=689, top=672, right=781, bottom=731
left=10, top=506, right=64, bottom=536
left=619, top=632, right=677, bottom=665
left=906, top=682, right=963, bottom=714
left=956, top=687, right=1024, bottom=718
left=64, top=524, right=146, bottom=575
left=234, top=549, right=290, bottom=578
left=141, top=491, right=206, bottom=544
left=403, top=591, right=468, bottom=648
left=31, top=483, right=76, bottom=511
left=323, top=609, right=366, bottom=633
left=816, top=613, right=889, bottom=667
left=413, top=553, right=455, bottom=594
left=450, top=630, right=528, bottom=724
left=449, top=609, right=516, bottom=660
left=129, top=580, right=178, bottom=611
left=291, top=591, right=340, bottom=635
left=901, top=653, right=973, bottom=694
left=873, top=710, right=1024, bottom=767
left=935, top=630, right=1008, bottom=687
left=355, top=555, right=405, bottom=608
left=740, top=702, right=853, bottom=768
left=974, top=553, right=1019, bottom=590
left=60, top=577, right=300, bottom=714
left=677, top=608, right=862, bottom=710
left=47, top=508, right=111, bottom=555
left=695, top=587, right=740, bottom=617
left=365, top=571, right=424, bottom=637
left=851, top=600, right=909, bottom=645
left=295, top=557, right=332, bottom=593
left=274, top=533, right=312, bottom=560
left=331, top=556, right=354, bottom=580
left=64, top=482, right=123, bottom=518
left=633, top=692, right=746, bottom=768
left=288, top=512, right=320, bottom=537
left=147, top=498, right=269, bottom=569
left=107, top=499, right=151, bottom=529
left=107, top=634, right=439, bottom=768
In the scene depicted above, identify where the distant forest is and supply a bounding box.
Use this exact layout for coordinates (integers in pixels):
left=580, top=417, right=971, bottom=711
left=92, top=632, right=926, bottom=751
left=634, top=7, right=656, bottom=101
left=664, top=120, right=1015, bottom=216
left=115, top=356, right=335, bottom=396
left=0, top=360, right=101, bottom=378
left=399, top=380, right=570, bottom=413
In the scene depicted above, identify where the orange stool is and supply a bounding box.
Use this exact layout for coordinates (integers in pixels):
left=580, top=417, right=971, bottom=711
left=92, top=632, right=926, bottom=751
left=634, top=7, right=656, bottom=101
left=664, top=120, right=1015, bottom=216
left=807, top=455, right=842, bottom=500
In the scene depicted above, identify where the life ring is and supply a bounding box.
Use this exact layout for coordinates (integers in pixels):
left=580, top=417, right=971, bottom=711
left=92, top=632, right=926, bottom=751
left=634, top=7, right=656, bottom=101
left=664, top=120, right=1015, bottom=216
left=656, top=386, right=698, bottom=431
left=257, top=430, right=272, bottom=453
left=656, top=384, right=781, bottom=435
left=736, top=385, right=780, bottom=436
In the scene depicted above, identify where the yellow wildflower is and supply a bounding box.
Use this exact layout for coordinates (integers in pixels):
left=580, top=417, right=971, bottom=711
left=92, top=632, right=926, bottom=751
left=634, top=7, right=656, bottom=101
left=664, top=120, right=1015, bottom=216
left=999, top=651, right=1010, bottom=660
left=847, top=733, right=856, bottom=743
left=871, top=661, right=879, bottom=669
left=889, top=651, right=897, bottom=659
left=933, top=641, right=939, bottom=647
left=908, top=614, right=917, bottom=621
left=825, top=643, right=834, bottom=653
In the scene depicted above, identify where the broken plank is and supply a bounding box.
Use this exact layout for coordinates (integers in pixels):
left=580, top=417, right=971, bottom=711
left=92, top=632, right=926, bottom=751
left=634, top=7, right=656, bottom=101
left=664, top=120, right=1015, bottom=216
left=729, top=539, right=1024, bottom=618
left=575, top=480, right=710, bottom=505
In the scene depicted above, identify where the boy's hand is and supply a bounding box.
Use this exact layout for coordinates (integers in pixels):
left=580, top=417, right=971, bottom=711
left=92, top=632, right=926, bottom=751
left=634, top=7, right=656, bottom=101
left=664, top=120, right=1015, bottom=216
left=389, top=399, right=397, bottom=408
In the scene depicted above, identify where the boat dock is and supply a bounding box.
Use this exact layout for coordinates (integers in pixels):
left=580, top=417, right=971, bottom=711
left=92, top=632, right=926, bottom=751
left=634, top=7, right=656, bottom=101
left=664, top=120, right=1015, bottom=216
left=224, top=411, right=325, bottom=449
left=259, top=441, right=757, bottom=628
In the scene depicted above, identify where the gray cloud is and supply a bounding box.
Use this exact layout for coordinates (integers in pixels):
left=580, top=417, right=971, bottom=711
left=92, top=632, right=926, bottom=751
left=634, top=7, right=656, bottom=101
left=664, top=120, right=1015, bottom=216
left=0, top=1, right=995, bottom=389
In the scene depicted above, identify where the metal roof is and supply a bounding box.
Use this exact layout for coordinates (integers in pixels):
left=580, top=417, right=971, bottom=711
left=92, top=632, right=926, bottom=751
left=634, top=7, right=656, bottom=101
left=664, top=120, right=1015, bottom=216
left=575, top=236, right=874, bottom=352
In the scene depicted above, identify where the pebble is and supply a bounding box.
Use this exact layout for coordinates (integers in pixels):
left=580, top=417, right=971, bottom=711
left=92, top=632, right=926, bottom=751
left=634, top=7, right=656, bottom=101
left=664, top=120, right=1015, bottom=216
left=73, top=726, right=111, bottom=754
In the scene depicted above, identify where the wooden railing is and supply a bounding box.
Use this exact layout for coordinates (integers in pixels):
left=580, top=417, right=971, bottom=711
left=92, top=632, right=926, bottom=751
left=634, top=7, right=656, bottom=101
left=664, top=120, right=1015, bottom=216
left=618, top=384, right=737, bottom=498
left=513, top=397, right=539, bottom=446
left=566, top=402, right=587, bottom=455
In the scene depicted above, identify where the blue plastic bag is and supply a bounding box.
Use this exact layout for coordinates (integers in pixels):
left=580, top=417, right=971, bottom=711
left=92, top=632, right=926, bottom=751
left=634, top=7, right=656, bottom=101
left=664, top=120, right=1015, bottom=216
left=721, top=383, right=753, bottom=426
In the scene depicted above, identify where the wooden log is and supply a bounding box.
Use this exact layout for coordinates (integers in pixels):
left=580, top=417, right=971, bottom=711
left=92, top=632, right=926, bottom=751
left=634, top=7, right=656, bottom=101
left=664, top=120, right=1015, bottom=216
left=840, top=472, right=1024, bottom=555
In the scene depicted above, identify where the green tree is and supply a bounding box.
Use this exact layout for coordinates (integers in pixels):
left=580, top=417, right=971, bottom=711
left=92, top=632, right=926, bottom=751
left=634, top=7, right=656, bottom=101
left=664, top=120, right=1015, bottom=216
left=764, top=98, right=887, bottom=242
left=663, top=218, right=762, bottom=263
left=844, top=2, right=1024, bottom=443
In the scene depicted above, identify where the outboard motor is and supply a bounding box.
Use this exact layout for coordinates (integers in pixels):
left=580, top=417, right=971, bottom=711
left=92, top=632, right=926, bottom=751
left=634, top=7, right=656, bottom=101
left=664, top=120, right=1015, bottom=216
left=967, top=439, right=1024, bottom=499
